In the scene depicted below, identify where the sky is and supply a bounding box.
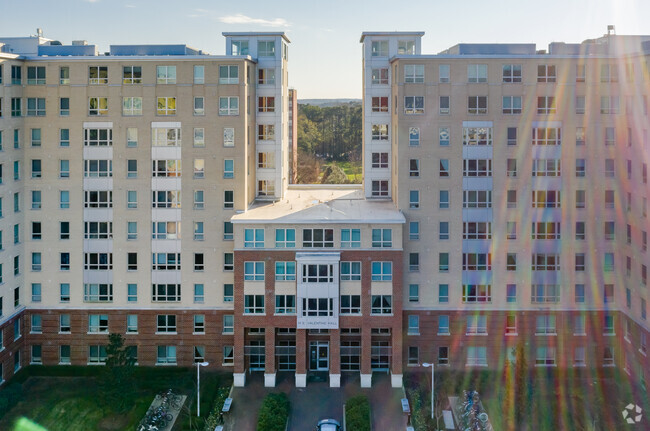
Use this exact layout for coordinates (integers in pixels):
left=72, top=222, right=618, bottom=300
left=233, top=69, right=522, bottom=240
left=1, top=0, right=650, bottom=98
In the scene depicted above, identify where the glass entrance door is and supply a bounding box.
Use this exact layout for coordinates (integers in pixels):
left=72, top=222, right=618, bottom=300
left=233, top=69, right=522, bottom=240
left=309, top=341, right=329, bottom=371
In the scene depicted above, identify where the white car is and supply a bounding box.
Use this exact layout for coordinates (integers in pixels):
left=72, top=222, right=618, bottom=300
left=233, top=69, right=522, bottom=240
left=317, top=419, right=341, bottom=431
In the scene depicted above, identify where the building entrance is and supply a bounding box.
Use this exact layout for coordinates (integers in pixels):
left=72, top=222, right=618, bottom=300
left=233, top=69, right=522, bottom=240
left=309, top=341, right=329, bottom=371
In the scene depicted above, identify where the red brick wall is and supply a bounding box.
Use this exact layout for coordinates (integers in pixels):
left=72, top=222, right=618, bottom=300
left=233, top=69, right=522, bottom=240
left=0, top=310, right=26, bottom=384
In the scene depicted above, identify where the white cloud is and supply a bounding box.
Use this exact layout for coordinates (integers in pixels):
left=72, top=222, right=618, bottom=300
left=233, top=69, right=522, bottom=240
left=218, top=13, right=290, bottom=28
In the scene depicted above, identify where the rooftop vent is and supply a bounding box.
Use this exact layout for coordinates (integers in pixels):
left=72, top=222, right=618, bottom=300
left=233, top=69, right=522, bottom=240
left=72, top=40, right=88, bottom=46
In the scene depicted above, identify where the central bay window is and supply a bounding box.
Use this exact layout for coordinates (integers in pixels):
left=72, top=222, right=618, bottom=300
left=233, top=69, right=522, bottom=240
left=532, top=253, right=560, bottom=271
left=152, top=284, right=181, bottom=302
left=302, top=264, right=334, bottom=283
left=462, top=253, right=491, bottom=270
left=462, top=284, right=491, bottom=303
left=84, top=284, right=113, bottom=302
left=532, top=190, right=561, bottom=208
left=302, top=298, right=334, bottom=316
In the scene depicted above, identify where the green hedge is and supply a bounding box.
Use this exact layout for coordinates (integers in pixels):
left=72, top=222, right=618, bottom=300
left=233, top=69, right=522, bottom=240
left=257, top=393, right=290, bottom=431
left=203, top=387, right=231, bottom=431
left=0, top=382, right=24, bottom=420
left=345, top=395, right=370, bottom=431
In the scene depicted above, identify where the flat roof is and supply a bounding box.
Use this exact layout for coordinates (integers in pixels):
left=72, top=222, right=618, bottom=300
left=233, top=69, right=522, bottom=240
left=222, top=32, right=291, bottom=43
left=231, top=187, right=405, bottom=225
left=360, top=32, right=425, bottom=43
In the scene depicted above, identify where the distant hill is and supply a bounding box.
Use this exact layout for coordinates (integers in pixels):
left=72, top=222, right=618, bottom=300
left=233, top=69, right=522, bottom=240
left=298, top=99, right=361, bottom=107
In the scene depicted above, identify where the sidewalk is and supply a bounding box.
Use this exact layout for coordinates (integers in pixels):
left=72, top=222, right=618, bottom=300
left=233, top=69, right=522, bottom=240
left=226, top=372, right=407, bottom=430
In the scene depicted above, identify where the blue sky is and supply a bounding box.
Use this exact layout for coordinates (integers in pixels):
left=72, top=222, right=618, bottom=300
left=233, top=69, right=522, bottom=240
left=2, top=0, right=649, bottom=98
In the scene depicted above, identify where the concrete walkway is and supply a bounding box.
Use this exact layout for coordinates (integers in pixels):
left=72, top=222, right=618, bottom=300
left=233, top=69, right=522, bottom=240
left=226, top=372, right=407, bottom=431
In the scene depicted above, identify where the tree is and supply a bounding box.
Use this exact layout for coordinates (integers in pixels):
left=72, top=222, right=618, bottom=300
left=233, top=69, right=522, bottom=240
left=514, top=341, right=528, bottom=428
left=503, top=355, right=516, bottom=431
left=321, top=164, right=348, bottom=184
left=101, top=333, right=136, bottom=411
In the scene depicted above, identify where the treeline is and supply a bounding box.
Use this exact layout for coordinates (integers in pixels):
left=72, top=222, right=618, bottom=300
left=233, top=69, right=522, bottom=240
left=297, top=102, right=362, bottom=161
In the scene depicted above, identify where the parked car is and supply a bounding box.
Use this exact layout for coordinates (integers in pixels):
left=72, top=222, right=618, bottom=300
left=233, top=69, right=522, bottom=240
left=316, top=418, right=341, bottom=431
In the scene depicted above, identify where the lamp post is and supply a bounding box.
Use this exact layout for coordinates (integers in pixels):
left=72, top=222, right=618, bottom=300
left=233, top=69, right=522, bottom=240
left=196, top=361, right=209, bottom=417
left=422, top=362, right=434, bottom=420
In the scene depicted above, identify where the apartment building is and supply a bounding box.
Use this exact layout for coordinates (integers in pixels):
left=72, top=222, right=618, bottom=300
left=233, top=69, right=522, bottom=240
left=360, top=30, right=649, bottom=386
left=0, top=28, right=647, bottom=392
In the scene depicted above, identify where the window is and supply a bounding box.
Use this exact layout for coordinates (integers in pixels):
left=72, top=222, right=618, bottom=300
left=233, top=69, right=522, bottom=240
left=438, top=221, right=449, bottom=240
left=573, top=190, right=586, bottom=209
left=463, top=190, right=492, bottom=208
left=372, top=229, right=392, bottom=247
left=194, top=253, right=204, bottom=271
left=26, top=98, right=46, bottom=116
left=467, top=315, right=487, bottom=335
left=127, top=284, right=137, bottom=302
left=59, top=345, right=71, bottom=364
left=244, top=261, right=264, bottom=281
left=89, top=66, right=108, bottom=84
left=193, top=284, right=204, bottom=304
left=223, top=284, right=233, bottom=303
left=532, top=284, right=560, bottom=303
left=258, top=40, right=276, bottom=56
left=370, top=40, right=388, bottom=57
left=122, top=65, right=142, bottom=84
left=340, top=229, right=360, bottom=248
left=223, top=159, right=234, bottom=179
left=59, top=284, right=71, bottom=303
left=532, top=127, right=561, bottom=146
left=409, top=253, right=420, bottom=272
left=152, top=253, right=181, bottom=271
left=59, top=66, right=69, bottom=84
left=371, top=295, right=392, bottom=314
left=31, top=190, right=41, bottom=209
left=537, top=96, right=556, bottom=114
left=88, top=97, right=108, bottom=116
left=257, top=152, right=275, bottom=169
left=506, top=253, right=517, bottom=271
left=89, top=346, right=108, bottom=364
left=156, top=315, right=177, bottom=333
left=340, top=295, right=361, bottom=314
left=503, top=64, right=522, bottom=82
left=244, top=295, right=265, bottom=314
left=531, top=222, right=560, bottom=240
left=409, top=127, right=420, bottom=147
left=439, top=190, right=449, bottom=208
left=468, top=96, right=487, bottom=114
left=535, top=346, right=556, bottom=366
left=575, top=253, right=586, bottom=271
left=371, top=68, right=389, bottom=85
left=11, top=65, right=21, bottom=85
left=503, top=96, right=522, bottom=114
left=409, top=222, right=420, bottom=240
left=302, top=264, right=334, bottom=283
left=604, top=221, right=615, bottom=240
left=275, top=261, right=296, bottom=281
left=462, top=284, right=491, bottom=303
left=156, top=346, right=177, bottom=364
left=468, top=64, right=487, bottom=83
left=439, top=127, right=450, bottom=146
left=275, top=295, right=296, bottom=314
left=303, top=228, right=333, bottom=247
left=439, top=159, right=449, bottom=177
left=533, top=159, right=560, bottom=177
left=603, top=284, right=615, bottom=304
left=224, top=253, right=233, bottom=271
left=84, top=284, right=113, bottom=302
left=371, top=97, right=388, bottom=112
left=467, top=347, right=488, bottom=366
left=126, top=315, right=138, bottom=333
left=60, top=222, right=70, bottom=240
left=533, top=315, right=557, bottom=336
left=464, top=159, right=492, bottom=177
left=88, top=315, right=109, bottom=333
left=192, top=315, right=205, bottom=334
left=409, top=284, right=419, bottom=302
left=604, top=159, right=615, bottom=177
left=31, top=283, right=42, bottom=302
left=372, top=153, right=388, bottom=169
left=275, top=228, right=296, bottom=247
left=537, top=64, right=556, bottom=82
left=438, top=284, right=449, bottom=303
left=371, top=180, right=389, bottom=197
left=219, top=97, right=239, bottom=115
left=574, top=95, right=586, bottom=115
left=192, top=222, right=204, bottom=241
left=60, top=96, right=71, bottom=115
left=258, top=68, right=275, bottom=85
left=122, top=97, right=142, bottom=116
left=407, top=315, right=420, bottom=336
left=439, top=253, right=449, bottom=272
left=156, top=65, right=176, bottom=84
left=371, top=261, right=392, bottom=281
left=258, top=96, right=275, bottom=113
left=231, top=39, right=249, bottom=55
left=404, top=96, right=424, bottom=114
left=506, top=284, right=517, bottom=303
left=257, top=124, right=275, bottom=141
left=532, top=190, right=561, bottom=208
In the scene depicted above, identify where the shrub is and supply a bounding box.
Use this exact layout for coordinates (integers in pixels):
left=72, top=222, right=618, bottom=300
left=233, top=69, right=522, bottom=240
left=257, top=393, right=290, bottom=431
left=345, top=395, right=370, bottom=431
left=0, top=382, right=24, bottom=419
left=203, top=387, right=231, bottom=431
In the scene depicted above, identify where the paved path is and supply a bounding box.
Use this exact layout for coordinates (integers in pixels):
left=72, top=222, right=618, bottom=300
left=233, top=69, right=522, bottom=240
left=227, top=373, right=407, bottom=431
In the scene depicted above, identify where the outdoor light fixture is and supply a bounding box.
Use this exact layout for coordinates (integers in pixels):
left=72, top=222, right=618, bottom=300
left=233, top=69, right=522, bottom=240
left=422, top=362, right=434, bottom=420
left=196, top=361, right=209, bottom=417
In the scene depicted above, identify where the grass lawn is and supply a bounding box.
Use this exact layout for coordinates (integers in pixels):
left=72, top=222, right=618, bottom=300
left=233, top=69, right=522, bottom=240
left=334, top=160, right=362, bottom=184
left=0, top=366, right=232, bottom=431
left=405, top=368, right=649, bottom=431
